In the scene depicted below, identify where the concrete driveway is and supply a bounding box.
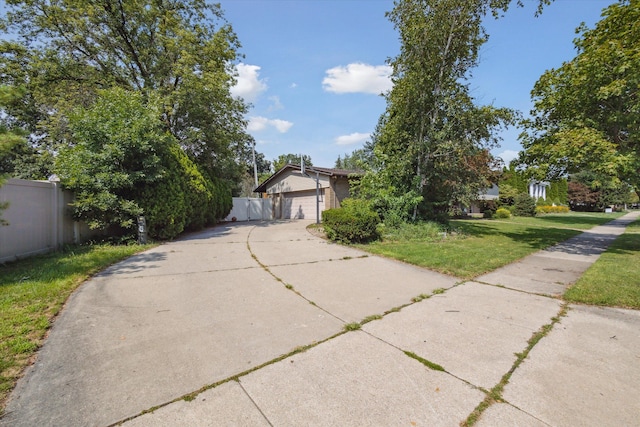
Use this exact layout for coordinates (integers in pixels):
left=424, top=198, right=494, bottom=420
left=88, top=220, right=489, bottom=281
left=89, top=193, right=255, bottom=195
left=2, top=214, right=639, bottom=426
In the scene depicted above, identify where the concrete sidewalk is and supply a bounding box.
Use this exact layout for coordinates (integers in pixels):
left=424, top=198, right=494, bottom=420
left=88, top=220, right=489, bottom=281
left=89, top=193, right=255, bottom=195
left=2, top=212, right=639, bottom=426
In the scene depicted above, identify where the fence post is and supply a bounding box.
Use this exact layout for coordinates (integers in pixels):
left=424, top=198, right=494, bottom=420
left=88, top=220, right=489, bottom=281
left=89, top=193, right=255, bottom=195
left=49, top=176, right=60, bottom=250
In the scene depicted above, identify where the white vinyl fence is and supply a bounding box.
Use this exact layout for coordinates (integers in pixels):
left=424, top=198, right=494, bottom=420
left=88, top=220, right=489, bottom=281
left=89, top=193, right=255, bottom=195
left=0, top=178, right=97, bottom=263
left=224, top=197, right=272, bottom=222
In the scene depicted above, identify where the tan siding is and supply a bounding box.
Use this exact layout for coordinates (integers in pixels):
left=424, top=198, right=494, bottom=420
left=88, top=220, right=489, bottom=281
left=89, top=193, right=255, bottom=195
left=326, top=185, right=336, bottom=209
left=265, top=170, right=329, bottom=194
left=333, top=177, right=351, bottom=207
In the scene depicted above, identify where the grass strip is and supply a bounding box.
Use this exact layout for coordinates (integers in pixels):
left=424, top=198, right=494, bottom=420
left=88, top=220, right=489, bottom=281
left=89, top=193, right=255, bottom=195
left=0, top=243, right=155, bottom=414
left=461, top=303, right=569, bottom=426
left=565, top=219, right=640, bottom=309
left=360, top=213, right=623, bottom=279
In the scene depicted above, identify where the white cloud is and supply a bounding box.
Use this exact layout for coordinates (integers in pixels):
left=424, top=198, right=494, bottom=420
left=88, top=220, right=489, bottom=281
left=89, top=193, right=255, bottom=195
left=248, top=116, right=293, bottom=133
left=271, top=119, right=293, bottom=133
left=498, top=149, right=519, bottom=165
left=335, top=132, right=370, bottom=146
left=267, top=95, right=283, bottom=111
left=290, top=83, right=298, bottom=89
left=231, top=63, right=267, bottom=103
left=323, top=63, right=392, bottom=94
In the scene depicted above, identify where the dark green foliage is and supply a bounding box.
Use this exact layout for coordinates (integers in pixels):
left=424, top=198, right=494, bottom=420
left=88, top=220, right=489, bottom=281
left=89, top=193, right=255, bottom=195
left=322, top=198, right=381, bottom=243
left=273, top=154, right=312, bottom=171
left=334, top=148, right=372, bottom=171
left=136, top=151, right=187, bottom=240
left=55, top=88, right=231, bottom=240
left=210, top=176, right=233, bottom=222
left=364, top=0, right=516, bottom=222
left=568, top=170, right=633, bottom=212
left=501, top=163, right=528, bottom=195
left=520, top=0, right=640, bottom=195
left=136, top=145, right=232, bottom=239
left=513, top=193, right=537, bottom=217
left=55, top=89, right=165, bottom=231
left=547, top=179, right=568, bottom=205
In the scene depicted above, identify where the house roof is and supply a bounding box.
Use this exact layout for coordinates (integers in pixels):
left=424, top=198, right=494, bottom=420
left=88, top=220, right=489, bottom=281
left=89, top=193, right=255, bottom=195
left=253, top=164, right=361, bottom=193
left=477, top=184, right=500, bottom=200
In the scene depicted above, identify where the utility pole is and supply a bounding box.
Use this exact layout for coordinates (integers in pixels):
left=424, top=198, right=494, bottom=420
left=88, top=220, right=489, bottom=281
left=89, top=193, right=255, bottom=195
left=252, top=142, right=259, bottom=189
left=300, top=154, right=320, bottom=224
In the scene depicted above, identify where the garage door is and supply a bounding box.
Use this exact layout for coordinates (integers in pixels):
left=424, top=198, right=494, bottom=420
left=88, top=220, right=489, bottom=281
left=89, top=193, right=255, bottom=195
left=281, top=190, right=325, bottom=220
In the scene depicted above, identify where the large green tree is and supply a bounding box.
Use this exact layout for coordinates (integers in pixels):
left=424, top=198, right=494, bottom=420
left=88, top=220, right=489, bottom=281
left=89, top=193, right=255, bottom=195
left=0, top=85, right=29, bottom=225
left=1, top=0, right=251, bottom=184
left=568, top=170, right=633, bottom=211
left=366, top=0, right=515, bottom=220
left=519, top=0, right=639, bottom=196
left=335, top=148, right=373, bottom=171
left=272, top=153, right=312, bottom=172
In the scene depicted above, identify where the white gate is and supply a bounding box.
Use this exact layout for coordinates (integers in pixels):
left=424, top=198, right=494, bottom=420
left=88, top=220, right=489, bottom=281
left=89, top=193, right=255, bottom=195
left=224, top=198, right=272, bottom=221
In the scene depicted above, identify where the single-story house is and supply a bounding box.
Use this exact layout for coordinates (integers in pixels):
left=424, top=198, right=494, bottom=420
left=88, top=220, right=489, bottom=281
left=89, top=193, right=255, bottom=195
left=253, top=164, right=360, bottom=221
left=468, top=184, right=500, bottom=215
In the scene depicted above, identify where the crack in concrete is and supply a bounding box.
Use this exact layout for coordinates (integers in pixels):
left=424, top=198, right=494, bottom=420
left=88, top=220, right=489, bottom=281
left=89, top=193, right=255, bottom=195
left=460, top=302, right=569, bottom=426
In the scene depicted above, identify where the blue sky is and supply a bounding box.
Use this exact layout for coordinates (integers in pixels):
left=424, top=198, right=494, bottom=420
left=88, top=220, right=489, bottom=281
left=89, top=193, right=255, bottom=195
left=223, top=0, right=613, bottom=169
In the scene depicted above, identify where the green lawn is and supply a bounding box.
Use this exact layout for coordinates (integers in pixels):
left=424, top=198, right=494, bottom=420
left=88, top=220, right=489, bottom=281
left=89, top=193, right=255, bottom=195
left=360, top=212, right=625, bottom=280
left=0, top=243, right=154, bottom=413
left=565, top=218, right=640, bottom=309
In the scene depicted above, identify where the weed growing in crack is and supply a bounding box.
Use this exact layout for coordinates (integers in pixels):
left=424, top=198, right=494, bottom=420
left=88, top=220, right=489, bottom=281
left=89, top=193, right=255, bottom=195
left=344, top=322, right=361, bottom=331
left=361, top=314, right=383, bottom=324
left=412, top=294, right=431, bottom=303
left=461, top=303, right=569, bottom=426
left=404, top=351, right=445, bottom=371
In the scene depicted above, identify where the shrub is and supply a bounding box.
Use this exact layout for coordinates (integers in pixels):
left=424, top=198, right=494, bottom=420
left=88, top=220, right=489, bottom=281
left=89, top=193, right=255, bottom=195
left=513, top=193, right=537, bottom=217
left=322, top=198, right=380, bottom=243
left=56, top=88, right=165, bottom=231
left=55, top=88, right=232, bottom=241
left=370, top=192, right=422, bottom=228
left=535, top=205, right=570, bottom=214
left=136, top=143, right=188, bottom=240
left=494, top=208, right=511, bottom=219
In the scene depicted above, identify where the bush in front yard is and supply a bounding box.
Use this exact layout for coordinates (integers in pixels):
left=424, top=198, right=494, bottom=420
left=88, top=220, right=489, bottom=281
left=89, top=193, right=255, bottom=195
left=494, top=208, right=511, bottom=219
left=322, top=198, right=380, bottom=243
left=513, top=193, right=537, bottom=217
left=536, top=205, right=570, bottom=214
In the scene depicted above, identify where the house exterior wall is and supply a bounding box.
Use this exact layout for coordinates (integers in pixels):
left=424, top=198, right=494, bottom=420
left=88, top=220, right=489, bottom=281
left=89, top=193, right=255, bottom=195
left=263, top=169, right=330, bottom=194
left=325, top=176, right=351, bottom=209
left=259, top=169, right=354, bottom=220
left=333, top=177, right=350, bottom=205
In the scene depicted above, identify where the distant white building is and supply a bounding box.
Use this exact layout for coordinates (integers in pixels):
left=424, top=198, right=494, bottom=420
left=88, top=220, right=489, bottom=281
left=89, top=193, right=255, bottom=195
left=529, top=181, right=549, bottom=200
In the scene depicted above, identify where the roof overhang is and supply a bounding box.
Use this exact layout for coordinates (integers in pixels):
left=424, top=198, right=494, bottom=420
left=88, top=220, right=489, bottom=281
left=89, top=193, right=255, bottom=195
left=253, top=164, right=361, bottom=193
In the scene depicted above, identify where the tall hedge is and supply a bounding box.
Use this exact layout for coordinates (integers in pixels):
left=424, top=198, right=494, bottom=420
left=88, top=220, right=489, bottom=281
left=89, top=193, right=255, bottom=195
left=56, top=88, right=231, bottom=240
left=137, top=143, right=232, bottom=239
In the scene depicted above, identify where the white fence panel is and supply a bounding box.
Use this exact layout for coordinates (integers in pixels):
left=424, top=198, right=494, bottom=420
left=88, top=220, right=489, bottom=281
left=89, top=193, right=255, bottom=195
left=225, top=197, right=272, bottom=222
left=0, top=178, right=97, bottom=263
